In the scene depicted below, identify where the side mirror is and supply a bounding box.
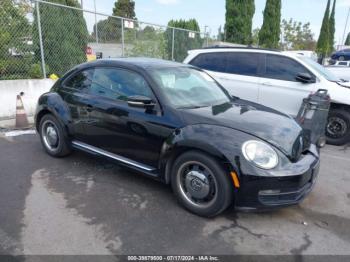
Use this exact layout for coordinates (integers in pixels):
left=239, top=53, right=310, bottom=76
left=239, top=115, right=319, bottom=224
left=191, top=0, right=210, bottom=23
left=127, top=95, right=155, bottom=109
left=296, top=73, right=316, bottom=84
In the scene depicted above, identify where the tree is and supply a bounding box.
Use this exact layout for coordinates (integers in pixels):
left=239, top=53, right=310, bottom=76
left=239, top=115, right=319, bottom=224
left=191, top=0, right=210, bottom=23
left=251, top=28, right=260, bottom=46
left=91, top=0, right=136, bottom=43
left=165, top=19, right=203, bottom=62
left=127, top=26, right=167, bottom=58
left=217, top=26, right=224, bottom=41
left=329, top=0, right=336, bottom=53
left=281, top=19, right=316, bottom=50
left=258, top=0, right=281, bottom=49
left=33, top=0, right=89, bottom=76
left=345, top=32, right=350, bottom=46
left=316, top=0, right=331, bottom=57
left=225, top=0, right=255, bottom=44
left=113, top=0, right=136, bottom=19
left=0, top=0, right=32, bottom=79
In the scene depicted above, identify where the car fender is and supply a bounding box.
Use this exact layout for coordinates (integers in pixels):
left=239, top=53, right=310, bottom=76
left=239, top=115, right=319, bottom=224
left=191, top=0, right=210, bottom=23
left=159, top=124, right=253, bottom=184
left=35, top=92, right=72, bottom=133
left=324, top=81, right=350, bottom=106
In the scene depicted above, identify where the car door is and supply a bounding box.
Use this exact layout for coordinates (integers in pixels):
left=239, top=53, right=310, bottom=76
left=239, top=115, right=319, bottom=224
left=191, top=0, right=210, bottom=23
left=75, top=67, right=176, bottom=168
left=189, top=52, right=260, bottom=103
left=59, top=67, right=95, bottom=142
left=258, top=54, right=317, bottom=117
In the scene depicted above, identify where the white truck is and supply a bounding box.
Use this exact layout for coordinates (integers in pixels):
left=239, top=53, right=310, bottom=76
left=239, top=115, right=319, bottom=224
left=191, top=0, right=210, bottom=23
left=184, top=47, right=350, bottom=145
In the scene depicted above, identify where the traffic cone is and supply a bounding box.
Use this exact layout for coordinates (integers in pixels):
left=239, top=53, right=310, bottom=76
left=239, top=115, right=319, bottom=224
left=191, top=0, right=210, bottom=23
left=15, top=94, right=29, bottom=129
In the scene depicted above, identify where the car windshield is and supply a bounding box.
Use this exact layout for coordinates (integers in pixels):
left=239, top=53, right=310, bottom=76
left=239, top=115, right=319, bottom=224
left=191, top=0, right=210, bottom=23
left=299, top=56, right=340, bottom=82
left=150, top=67, right=231, bottom=108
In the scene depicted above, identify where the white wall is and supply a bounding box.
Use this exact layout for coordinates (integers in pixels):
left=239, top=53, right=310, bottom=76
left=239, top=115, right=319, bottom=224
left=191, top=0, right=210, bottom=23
left=0, top=79, right=55, bottom=120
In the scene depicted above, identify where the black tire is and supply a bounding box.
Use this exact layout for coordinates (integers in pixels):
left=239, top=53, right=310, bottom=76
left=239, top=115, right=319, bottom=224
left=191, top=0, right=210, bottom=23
left=171, top=151, right=233, bottom=217
left=326, top=109, right=350, bottom=146
left=39, top=114, right=71, bottom=157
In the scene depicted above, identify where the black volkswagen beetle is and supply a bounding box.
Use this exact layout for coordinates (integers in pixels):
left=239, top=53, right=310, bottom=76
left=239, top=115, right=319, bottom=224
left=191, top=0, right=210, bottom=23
left=35, top=58, right=320, bottom=217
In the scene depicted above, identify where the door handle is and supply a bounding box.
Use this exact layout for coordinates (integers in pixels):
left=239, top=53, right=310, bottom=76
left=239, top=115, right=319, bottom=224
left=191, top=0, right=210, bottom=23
left=85, top=104, right=93, bottom=112
left=262, top=82, right=273, bottom=86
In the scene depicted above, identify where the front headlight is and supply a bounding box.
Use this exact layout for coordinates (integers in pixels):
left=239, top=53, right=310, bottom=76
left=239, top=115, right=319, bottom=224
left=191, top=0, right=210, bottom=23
left=242, top=140, right=279, bottom=169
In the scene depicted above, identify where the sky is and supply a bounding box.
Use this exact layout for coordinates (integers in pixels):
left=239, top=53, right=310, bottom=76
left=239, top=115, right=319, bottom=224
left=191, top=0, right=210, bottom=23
left=81, top=0, right=350, bottom=46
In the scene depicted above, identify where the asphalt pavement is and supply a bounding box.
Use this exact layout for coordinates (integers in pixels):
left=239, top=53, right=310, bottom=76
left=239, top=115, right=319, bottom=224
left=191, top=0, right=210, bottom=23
left=0, top=131, right=349, bottom=257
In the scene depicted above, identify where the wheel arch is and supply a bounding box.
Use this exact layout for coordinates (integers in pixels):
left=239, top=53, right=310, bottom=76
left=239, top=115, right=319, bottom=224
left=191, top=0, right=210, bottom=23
left=330, top=102, right=350, bottom=111
left=35, top=92, right=72, bottom=134
left=159, top=125, right=246, bottom=185
left=35, top=108, right=51, bottom=131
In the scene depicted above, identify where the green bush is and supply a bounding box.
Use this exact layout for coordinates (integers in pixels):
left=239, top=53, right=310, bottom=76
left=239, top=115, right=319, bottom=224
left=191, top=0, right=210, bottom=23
left=29, top=63, right=50, bottom=79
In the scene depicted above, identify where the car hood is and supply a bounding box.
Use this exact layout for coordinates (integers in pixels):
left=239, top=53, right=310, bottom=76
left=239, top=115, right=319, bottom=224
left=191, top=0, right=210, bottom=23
left=179, top=100, right=305, bottom=161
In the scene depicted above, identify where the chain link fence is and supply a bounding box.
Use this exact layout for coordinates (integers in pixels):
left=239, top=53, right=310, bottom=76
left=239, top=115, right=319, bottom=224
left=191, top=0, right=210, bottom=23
left=0, top=0, right=211, bottom=80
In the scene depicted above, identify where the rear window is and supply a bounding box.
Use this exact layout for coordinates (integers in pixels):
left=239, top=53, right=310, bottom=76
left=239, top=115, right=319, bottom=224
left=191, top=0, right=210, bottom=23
left=189, top=52, right=226, bottom=73
left=64, top=69, right=94, bottom=92
left=189, top=52, right=259, bottom=77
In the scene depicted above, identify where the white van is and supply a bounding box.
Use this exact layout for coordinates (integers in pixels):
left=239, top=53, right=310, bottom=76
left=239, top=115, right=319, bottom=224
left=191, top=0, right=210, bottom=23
left=184, top=47, right=350, bottom=145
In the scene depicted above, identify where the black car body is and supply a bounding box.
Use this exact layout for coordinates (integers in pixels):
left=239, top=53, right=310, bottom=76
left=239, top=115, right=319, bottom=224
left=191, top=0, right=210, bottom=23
left=35, top=58, right=320, bottom=216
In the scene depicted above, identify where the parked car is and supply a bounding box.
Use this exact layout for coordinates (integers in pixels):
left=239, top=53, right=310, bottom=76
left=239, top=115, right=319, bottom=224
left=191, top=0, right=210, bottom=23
left=326, top=65, right=350, bottom=81
left=331, top=48, right=350, bottom=62
left=333, top=61, right=350, bottom=67
left=284, top=50, right=318, bottom=61
left=35, top=58, right=320, bottom=217
left=184, top=47, right=350, bottom=145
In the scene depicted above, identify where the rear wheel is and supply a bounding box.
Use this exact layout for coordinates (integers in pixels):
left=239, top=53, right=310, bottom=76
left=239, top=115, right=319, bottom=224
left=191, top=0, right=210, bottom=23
left=39, top=114, right=71, bottom=157
left=326, top=109, right=350, bottom=145
left=171, top=151, right=233, bottom=217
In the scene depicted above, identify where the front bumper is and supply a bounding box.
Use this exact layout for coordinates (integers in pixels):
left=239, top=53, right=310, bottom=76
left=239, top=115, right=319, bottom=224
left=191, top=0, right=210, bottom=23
left=234, top=148, right=320, bottom=210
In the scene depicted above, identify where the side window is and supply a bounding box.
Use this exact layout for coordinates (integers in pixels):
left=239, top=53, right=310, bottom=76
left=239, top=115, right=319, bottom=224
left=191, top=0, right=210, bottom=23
left=90, top=68, right=152, bottom=101
left=226, top=52, right=259, bottom=76
left=189, top=53, right=227, bottom=73
left=64, top=69, right=94, bottom=91
left=265, top=55, right=310, bottom=82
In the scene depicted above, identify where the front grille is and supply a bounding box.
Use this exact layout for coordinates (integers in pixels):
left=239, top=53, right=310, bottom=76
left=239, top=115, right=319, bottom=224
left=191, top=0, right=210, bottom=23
left=258, top=182, right=312, bottom=206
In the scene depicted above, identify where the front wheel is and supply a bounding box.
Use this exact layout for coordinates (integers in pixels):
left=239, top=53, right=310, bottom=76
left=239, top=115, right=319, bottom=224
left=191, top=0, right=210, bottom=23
left=326, top=109, right=350, bottom=145
left=171, top=151, right=234, bottom=217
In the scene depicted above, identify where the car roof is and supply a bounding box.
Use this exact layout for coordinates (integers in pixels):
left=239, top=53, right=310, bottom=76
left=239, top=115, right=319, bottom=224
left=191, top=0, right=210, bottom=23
left=188, top=47, right=282, bottom=56
left=78, top=57, right=190, bottom=70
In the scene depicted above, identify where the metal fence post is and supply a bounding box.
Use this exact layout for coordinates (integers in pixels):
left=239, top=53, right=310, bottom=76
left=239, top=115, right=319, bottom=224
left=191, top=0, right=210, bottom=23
left=171, top=28, right=175, bottom=61
left=94, top=0, right=98, bottom=43
left=36, top=1, right=46, bottom=78
left=121, top=18, right=125, bottom=57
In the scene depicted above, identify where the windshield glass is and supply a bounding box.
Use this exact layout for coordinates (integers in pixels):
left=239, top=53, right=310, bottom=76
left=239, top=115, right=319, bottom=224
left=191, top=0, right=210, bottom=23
left=299, top=56, right=340, bottom=82
left=150, top=67, right=231, bottom=108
